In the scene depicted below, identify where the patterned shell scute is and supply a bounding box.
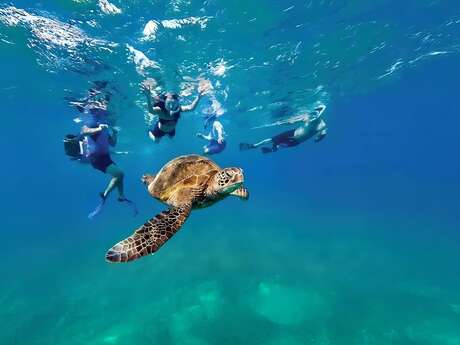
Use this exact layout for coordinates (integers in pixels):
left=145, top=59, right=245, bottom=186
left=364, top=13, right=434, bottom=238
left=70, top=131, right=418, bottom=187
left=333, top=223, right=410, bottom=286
left=151, top=155, right=221, bottom=202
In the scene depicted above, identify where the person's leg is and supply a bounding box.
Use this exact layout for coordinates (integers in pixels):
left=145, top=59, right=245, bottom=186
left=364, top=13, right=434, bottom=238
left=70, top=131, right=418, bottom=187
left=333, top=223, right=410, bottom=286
left=167, top=129, right=176, bottom=139
left=314, top=129, right=327, bottom=142
left=204, top=140, right=225, bottom=155
left=262, top=129, right=298, bottom=153
left=148, top=122, right=165, bottom=143
left=261, top=145, right=278, bottom=154
left=103, top=164, right=125, bottom=199
left=88, top=156, right=121, bottom=219
left=240, top=138, right=272, bottom=150
left=252, top=138, right=273, bottom=148
left=148, top=131, right=161, bottom=143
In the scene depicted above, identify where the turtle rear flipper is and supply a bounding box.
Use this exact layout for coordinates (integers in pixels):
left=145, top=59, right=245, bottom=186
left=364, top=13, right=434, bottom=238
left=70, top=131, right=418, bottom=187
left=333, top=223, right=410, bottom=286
left=106, top=204, right=191, bottom=263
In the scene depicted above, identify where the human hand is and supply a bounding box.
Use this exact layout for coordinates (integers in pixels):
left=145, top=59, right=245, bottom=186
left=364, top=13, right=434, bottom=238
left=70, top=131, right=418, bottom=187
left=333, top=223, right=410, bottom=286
left=99, top=124, right=109, bottom=130
left=217, top=138, right=224, bottom=144
left=140, top=83, right=151, bottom=95
left=196, top=132, right=204, bottom=138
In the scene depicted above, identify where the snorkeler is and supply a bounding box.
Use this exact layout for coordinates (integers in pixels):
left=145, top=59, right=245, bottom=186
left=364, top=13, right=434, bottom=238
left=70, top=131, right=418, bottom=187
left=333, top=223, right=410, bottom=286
left=141, top=81, right=208, bottom=143
left=196, top=113, right=226, bottom=155
left=64, top=82, right=129, bottom=162
left=80, top=110, right=136, bottom=219
left=240, top=105, right=327, bottom=154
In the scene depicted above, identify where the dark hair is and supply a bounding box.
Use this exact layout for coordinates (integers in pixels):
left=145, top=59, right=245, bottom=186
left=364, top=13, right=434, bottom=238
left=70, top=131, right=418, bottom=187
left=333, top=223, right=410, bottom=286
left=154, top=94, right=165, bottom=102
left=168, top=92, right=179, bottom=100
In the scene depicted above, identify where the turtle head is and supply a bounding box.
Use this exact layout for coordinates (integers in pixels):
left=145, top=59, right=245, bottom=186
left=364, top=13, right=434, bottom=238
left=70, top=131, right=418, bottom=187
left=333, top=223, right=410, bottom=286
left=211, top=167, right=244, bottom=195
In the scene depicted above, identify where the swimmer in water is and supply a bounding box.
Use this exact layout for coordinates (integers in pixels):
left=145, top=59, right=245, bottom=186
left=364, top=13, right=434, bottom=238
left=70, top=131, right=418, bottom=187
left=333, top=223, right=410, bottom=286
left=141, top=80, right=208, bottom=143
left=196, top=113, right=226, bottom=155
left=240, top=105, right=327, bottom=154
left=79, top=99, right=136, bottom=219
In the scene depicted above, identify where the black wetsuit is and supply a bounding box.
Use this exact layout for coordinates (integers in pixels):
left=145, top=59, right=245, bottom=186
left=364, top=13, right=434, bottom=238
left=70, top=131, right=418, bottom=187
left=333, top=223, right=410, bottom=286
left=272, top=129, right=299, bottom=147
left=263, top=128, right=300, bottom=152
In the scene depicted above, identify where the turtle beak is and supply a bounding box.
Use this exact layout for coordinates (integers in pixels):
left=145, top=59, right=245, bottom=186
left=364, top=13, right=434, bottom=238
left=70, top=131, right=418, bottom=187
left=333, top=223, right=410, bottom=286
left=232, top=168, right=244, bottom=184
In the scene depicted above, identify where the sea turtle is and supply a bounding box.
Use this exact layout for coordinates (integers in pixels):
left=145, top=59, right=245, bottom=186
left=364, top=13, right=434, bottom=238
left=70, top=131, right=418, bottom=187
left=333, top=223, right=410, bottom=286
left=105, top=154, right=248, bottom=263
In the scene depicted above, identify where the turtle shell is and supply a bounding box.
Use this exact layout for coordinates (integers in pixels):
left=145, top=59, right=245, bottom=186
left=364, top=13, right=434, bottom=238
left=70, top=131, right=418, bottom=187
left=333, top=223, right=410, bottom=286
left=149, top=155, right=221, bottom=203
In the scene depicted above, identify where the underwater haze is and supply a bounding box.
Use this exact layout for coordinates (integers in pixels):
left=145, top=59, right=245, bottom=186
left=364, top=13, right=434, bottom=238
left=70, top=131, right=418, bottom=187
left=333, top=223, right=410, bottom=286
left=1, top=0, right=460, bottom=344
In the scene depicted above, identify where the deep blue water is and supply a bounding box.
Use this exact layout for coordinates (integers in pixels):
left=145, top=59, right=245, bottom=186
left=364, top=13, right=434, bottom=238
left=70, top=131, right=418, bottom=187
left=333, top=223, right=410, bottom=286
left=1, top=1, right=460, bottom=344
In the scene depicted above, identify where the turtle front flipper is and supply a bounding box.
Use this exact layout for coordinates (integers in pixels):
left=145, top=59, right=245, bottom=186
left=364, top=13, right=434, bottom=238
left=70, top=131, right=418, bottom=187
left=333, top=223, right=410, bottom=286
left=106, top=204, right=192, bottom=263
left=231, top=187, right=249, bottom=200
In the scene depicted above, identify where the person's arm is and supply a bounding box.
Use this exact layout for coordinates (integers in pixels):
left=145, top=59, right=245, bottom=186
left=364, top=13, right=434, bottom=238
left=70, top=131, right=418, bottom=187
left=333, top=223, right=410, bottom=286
left=81, top=124, right=108, bottom=136
left=315, top=128, right=327, bottom=142
left=146, top=95, right=162, bottom=115
left=181, top=93, right=202, bottom=112
left=108, top=128, right=118, bottom=147
left=141, top=84, right=162, bottom=115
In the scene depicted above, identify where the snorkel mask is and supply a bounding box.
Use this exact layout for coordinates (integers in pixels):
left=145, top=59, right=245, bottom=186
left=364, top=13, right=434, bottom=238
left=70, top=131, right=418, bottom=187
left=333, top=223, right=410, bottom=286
left=165, top=93, right=180, bottom=112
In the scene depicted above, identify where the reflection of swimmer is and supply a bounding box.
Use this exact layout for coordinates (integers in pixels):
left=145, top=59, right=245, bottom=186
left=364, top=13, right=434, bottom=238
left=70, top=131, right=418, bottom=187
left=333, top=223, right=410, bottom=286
left=141, top=81, right=208, bottom=143
left=196, top=114, right=226, bottom=155
left=240, top=105, right=327, bottom=154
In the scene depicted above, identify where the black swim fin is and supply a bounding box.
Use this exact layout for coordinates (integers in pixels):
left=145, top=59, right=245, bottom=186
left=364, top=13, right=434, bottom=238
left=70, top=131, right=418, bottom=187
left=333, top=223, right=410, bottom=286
left=118, top=197, right=138, bottom=217
left=240, top=143, right=254, bottom=151
left=261, top=147, right=276, bottom=154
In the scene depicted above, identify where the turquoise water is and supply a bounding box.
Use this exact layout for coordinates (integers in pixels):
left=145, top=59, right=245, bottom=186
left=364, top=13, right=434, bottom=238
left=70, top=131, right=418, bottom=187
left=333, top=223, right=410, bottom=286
left=1, top=1, right=460, bottom=344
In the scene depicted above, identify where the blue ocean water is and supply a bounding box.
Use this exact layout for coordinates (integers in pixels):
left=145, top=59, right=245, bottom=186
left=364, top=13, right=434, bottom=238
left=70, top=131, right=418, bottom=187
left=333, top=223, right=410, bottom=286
left=1, top=1, right=460, bottom=344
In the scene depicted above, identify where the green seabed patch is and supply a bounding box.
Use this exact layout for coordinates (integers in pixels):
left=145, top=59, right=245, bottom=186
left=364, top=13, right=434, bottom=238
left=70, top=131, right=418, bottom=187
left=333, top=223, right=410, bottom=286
left=248, top=281, right=327, bottom=326
left=2, top=214, right=460, bottom=345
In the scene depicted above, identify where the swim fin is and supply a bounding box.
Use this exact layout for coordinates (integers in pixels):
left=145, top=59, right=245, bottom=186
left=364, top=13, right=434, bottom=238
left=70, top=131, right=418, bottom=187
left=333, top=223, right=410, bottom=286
left=261, top=147, right=276, bottom=154
left=118, top=197, right=138, bottom=217
left=88, top=192, right=107, bottom=219
left=239, top=143, right=254, bottom=151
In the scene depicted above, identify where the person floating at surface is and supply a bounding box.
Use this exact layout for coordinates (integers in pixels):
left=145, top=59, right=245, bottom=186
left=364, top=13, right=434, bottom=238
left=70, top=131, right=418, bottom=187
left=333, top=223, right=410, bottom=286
left=196, top=113, right=226, bottom=155
left=141, top=81, right=208, bottom=143
left=240, top=105, right=328, bottom=154
left=81, top=113, right=137, bottom=219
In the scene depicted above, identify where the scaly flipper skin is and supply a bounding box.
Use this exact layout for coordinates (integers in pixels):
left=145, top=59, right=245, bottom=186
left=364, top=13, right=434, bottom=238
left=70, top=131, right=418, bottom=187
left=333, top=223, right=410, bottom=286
left=105, top=204, right=191, bottom=263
